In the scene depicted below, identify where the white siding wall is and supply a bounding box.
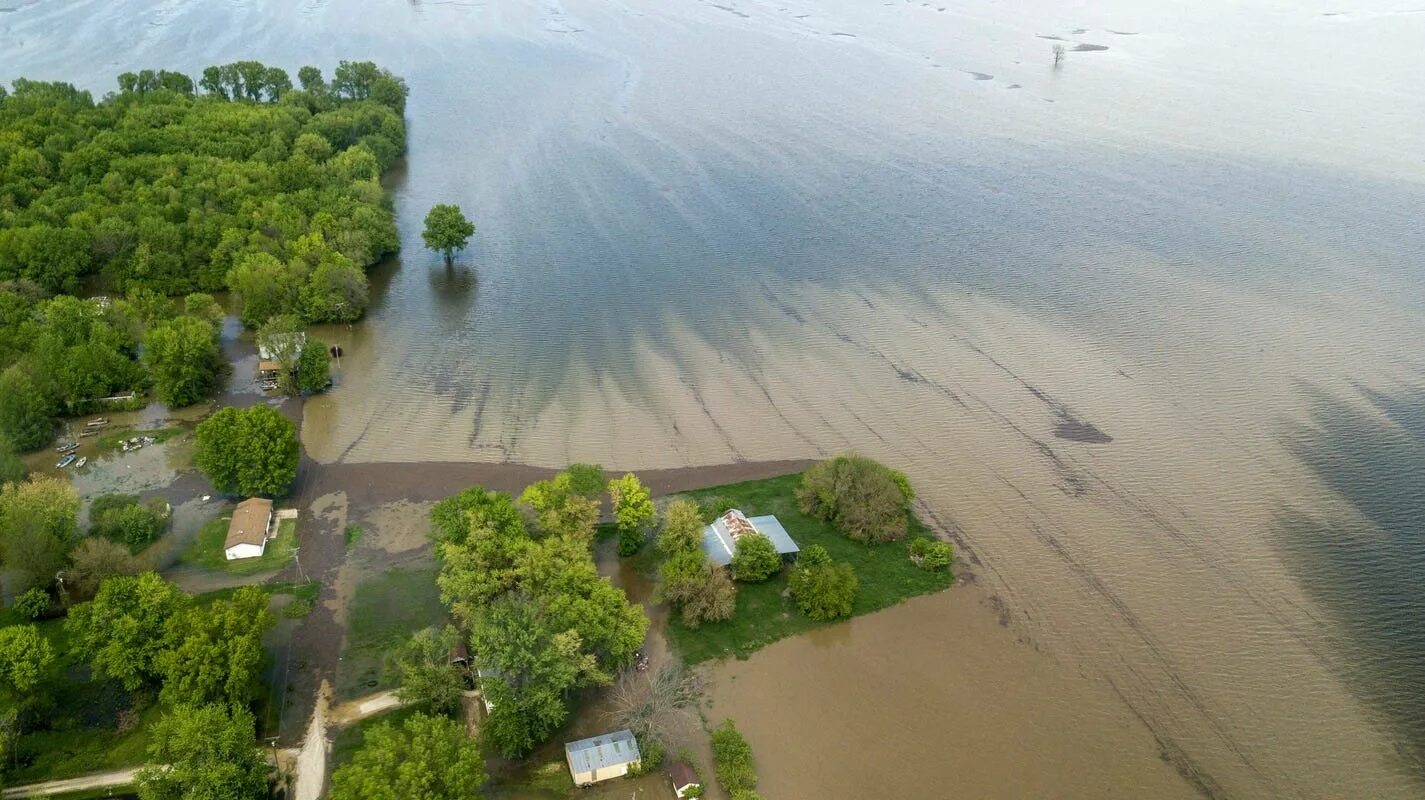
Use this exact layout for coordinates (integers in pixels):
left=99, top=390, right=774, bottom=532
left=225, top=542, right=266, bottom=560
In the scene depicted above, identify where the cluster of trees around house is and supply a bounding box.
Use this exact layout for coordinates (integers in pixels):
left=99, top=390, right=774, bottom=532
left=428, top=465, right=650, bottom=758
left=655, top=453, right=951, bottom=630
left=0, top=60, right=404, bottom=448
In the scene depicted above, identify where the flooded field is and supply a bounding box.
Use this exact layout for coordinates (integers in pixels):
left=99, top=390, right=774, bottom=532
left=6, top=0, right=1425, bottom=797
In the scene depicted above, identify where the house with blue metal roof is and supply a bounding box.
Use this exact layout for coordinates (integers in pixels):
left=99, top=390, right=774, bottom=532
left=702, top=509, right=800, bottom=567
left=565, top=729, right=641, bottom=786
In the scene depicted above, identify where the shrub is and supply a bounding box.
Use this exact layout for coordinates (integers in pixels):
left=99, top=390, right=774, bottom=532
left=729, top=534, right=781, bottom=583
left=90, top=495, right=167, bottom=551
left=656, top=551, right=736, bottom=628
left=788, top=559, right=857, bottom=622
left=297, top=339, right=331, bottom=394
left=14, top=588, right=49, bottom=619
left=711, top=719, right=756, bottom=795
left=795, top=453, right=913, bottom=544
left=909, top=538, right=954, bottom=571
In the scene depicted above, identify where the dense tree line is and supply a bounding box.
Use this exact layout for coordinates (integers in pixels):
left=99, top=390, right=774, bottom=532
left=430, top=469, right=649, bottom=757
left=0, top=61, right=405, bottom=448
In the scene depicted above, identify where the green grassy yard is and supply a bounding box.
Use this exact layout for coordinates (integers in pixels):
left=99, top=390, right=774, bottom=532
left=335, top=566, right=447, bottom=699
left=95, top=426, right=182, bottom=452
left=665, top=473, right=955, bottom=664
left=179, top=515, right=297, bottom=576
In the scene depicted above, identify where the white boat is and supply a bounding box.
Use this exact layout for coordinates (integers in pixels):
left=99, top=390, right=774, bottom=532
left=85, top=418, right=109, bottom=427
left=76, top=456, right=87, bottom=468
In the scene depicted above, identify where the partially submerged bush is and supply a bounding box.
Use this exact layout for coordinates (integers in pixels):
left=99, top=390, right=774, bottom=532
left=711, top=719, right=757, bottom=796
left=796, top=453, right=913, bottom=544
left=788, top=547, right=857, bottom=622
left=909, top=538, right=954, bottom=571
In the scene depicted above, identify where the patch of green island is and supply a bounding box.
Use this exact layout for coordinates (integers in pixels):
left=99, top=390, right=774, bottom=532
left=666, top=469, right=955, bottom=664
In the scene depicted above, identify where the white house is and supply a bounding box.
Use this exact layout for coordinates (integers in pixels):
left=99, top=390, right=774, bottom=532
left=702, top=508, right=800, bottom=567
left=224, top=498, right=274, bottom=560
left=565, top=729, right=641, bottom=786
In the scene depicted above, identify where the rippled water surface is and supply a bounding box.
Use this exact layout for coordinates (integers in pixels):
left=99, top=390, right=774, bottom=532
left=6, top=0, right=1425, bottom=797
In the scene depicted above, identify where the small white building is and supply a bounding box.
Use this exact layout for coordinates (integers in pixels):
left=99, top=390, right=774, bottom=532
left=224, top=498, right=274, bottom=560
left=565, top=729, right=641, bottom=786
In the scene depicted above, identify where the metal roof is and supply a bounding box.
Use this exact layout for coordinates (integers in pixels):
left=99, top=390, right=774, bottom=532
left=565, top=729, right=641, bottom=773
left=225, top=498, right=272, bottom=549
left=702, top=510, right=799, bottom=566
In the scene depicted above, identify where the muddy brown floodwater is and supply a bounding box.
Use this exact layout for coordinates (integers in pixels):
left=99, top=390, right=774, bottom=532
left=7, top=0, right=1425, bottom=797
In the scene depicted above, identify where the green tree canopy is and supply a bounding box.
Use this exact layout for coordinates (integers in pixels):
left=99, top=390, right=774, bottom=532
left=655, top=549, right=735, bottom=629
left=422, top=204, right=475, bottom=264
left=711, top=719, right=758, bottom=796
left=66, top=537, right=147, bottom=600
left=89, top=494, right=168, bottom=551
left=0, top=624, right=54, bottom=693
left=329, top=712, right=485, bottom=800
left=0, top=474, right=79, bottom=592
left=297, top=338, right=332, bottom=394
left=730, top=534, right=781, bottom=583
left=564, top=463, right=606, bottom=499
left=395, top=625, right=465, bottom=715
left=518, top=472, right=599, bottom=542
left=788, top=548, right=857, bottom=622
left=194, top=405, right=300, bottom=497
left=609, top=473, right=654, bottom=556
left=657, top=498, right=705, bottom=556
left=157, top=585, right=274, bottom=708
left=136, top=704, right=268, bottom=800
left=0, top=434, right=25, bottom=486
left=66, top=572, right=188, bottom=691
left=0, top=366, right=53, bottom=451
left=142, top=314, right=222, bottom=407
left=795, top=453, right=915, bottom=544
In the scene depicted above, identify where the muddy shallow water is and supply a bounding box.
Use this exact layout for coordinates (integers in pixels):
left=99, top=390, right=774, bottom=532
left=7, top=0, right=1425, bottom=797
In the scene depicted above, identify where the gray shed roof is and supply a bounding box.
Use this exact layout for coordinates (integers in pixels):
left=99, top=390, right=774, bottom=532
left=702, top=510, right=799, bottom=567
left=566, top=729, right=640, bottom=773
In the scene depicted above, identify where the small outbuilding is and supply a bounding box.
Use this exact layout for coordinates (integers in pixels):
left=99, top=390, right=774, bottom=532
left=224, top=498, right=274, bottom=560
left=667, top=761, right=701, bottom=798
left=565, top=729, right=641, bottom=786
left=702, top=508, right=799, bottom=567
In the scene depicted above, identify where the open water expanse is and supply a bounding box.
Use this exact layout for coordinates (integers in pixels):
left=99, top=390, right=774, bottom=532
left=5, top=0, right=1425, bottom=796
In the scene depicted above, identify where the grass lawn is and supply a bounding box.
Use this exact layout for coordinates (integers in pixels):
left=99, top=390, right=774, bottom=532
left=665, top=473, right=955, bottom=664
left=335, top=567, right=447, bottom=699
left=179, top=515, right=297, bottom=576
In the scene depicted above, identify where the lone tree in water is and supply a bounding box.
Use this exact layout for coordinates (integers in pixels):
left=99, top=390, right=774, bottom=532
left=422, top=204, right=476, bottom=265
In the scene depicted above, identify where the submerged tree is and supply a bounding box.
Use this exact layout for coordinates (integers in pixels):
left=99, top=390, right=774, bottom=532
left=422, top=204, right=476, bottom=265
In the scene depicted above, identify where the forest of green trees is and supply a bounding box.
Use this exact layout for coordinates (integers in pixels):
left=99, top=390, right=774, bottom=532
left=0, top=61, right=406, bottom=449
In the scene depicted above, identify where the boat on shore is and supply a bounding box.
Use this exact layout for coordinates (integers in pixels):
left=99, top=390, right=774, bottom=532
left=56, top=454, right=76, bottom=469
left=76, top=456, right=87, bottom=468
left=55, top=442, right=78, bottom=452
left=85, top=418, right=109, bottom=428
left=79, top=430, right=98, bottom=437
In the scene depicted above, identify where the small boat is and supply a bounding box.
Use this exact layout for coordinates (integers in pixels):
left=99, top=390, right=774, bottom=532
left=76, top=456, right=87, bottom=468
left=55, top=442, right=77, bottom=452
left=79, top=430, right=98, bottom=437
left=85, top=418, right=109, bottom=428
left=56, top=454, right=76, bottom=469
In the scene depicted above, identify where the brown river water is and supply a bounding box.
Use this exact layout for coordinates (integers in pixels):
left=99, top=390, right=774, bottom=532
left=6, top=0, right=1425, bottom=797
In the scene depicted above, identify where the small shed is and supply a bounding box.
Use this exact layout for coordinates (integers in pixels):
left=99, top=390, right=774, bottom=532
left=668, top=761, right=701, bottom=798
left=224, top=498, right=274, bottom=560
left=565, top=729, right=641, bottom=786
left=702, top=509, right=800, bottom=567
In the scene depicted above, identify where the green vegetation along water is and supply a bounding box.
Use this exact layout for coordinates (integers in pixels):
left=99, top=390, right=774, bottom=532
left=4, top=0, right=1424, bottom=797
